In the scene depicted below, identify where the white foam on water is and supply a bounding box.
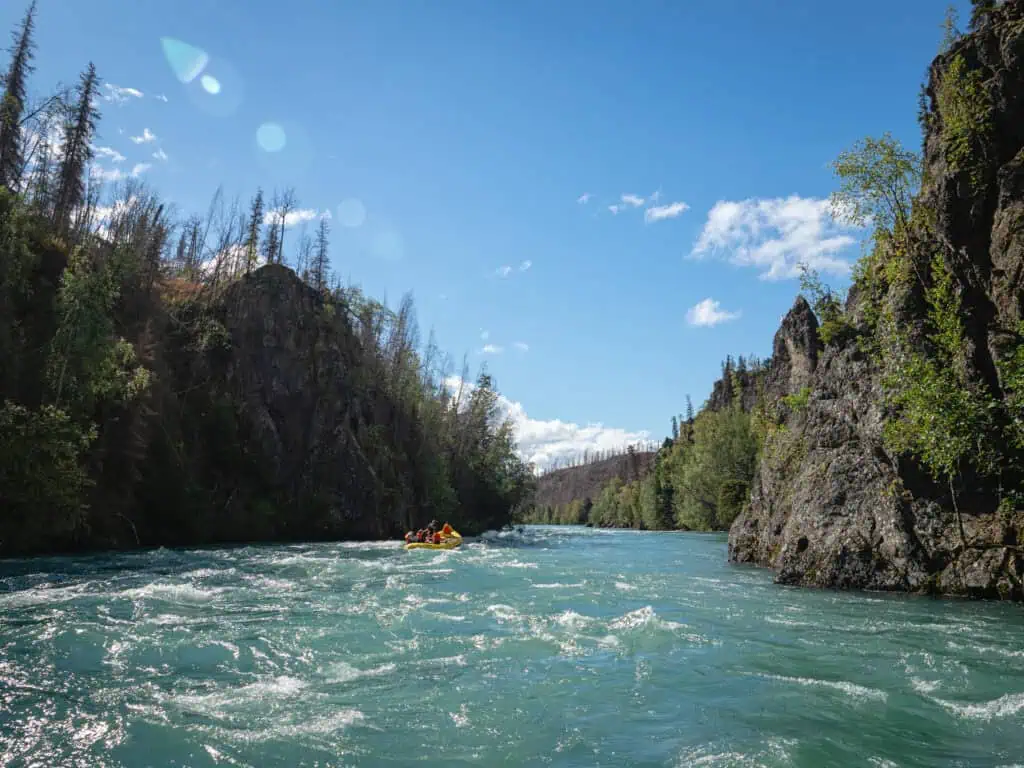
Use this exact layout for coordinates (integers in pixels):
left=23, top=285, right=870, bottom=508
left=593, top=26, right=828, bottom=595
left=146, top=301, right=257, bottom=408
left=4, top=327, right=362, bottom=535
left=403, top=596, right=451, bottom=606
left=608, top=606, right=685, bottom=632
left=614, top=581, right=637, bottom=592
left=469, top=634, right=505, bottom=650
left=757, top=673, right=888, bottom=702
left=431, top=654, right=468, bottom=667
left=183, top=568, right=232, bottom=579
left=202, top=744, right=252, bottom=766
left=553, top=610, right=596, bottom=630
left=449, top=703, right=470, bottom=728
left=932, top=691, right=1024, bottom=721
left=675, top=746, right=764, bottom=767
left=121, top=583, right=227, bottom=602
left=257, top=709, right=366, bottom=740
left=243, top=575, right=295, bottom=591
left=947, top=640, right=1024, bottom=660
left=325, top=661, right=396, bottom=684
left=487, top=604, right=522, bottom=622
left=494, top=559, right=539, bottom=569
left=911, top=678, right=941, bottom=695
left=172, top=675, right=307, bottom=712
left=532, top=582, right=585, bottom=589
left=764, top=615, right=816, bottom=628
left=0, top=582, right=94, bottom=609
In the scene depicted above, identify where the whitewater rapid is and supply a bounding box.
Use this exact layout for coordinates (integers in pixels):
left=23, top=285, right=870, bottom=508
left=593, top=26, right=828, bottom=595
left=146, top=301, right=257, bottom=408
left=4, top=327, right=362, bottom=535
left=2, top=526, right=1024, bottom=766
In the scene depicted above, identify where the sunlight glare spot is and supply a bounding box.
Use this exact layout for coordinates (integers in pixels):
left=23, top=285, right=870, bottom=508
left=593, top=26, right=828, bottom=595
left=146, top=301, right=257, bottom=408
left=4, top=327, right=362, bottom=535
left=373, top=231, right=404, bottom=261
left=337, top=198, right=366, bottom=228
left=256, top=122, right=287, bottom=153
left=160, top=37, right=208, bottom=84
left=200, top=74, right=221, bottom=95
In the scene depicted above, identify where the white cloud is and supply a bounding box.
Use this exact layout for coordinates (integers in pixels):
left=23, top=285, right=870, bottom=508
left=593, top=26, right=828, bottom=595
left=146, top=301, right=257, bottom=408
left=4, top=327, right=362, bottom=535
left=93, top=146, right=126, bottom=163
left=90, top=166, right=125, bottom=183
left=513, top=341, right=529, bottom=352
left=481, top=344, right=503, bottom=354
left=103, top=84, right=144, bottom=104
left=686, top=297, right=741, bottom=327
left=263, top=207, right=320, bottom=228
left=88, top=195, right=143, bottom=239
left=152, top=148, right=168, bottom=162
left=154, top=93, right=169, bottom=103
left=496, top=265, right=513, bottom=278
left=130, top=128, right=157, bottom=144
left=200, top=243, right=255, bottom=277
left=519, top=260, right=532, bottom=272
left=645, top=201, right=690, bottom=223
left=444, top=377, right=651, bottom=472
left=650, top=189, right=662, bottom=204
left=621, top=193, right=645, bottom=208
left=689, top=195, right=864, bottom=280
left=608, top=204, right=621, bottom=215
left=131, top=162, right=151, bottom=177
left=577, top=192, right=592, bottom=204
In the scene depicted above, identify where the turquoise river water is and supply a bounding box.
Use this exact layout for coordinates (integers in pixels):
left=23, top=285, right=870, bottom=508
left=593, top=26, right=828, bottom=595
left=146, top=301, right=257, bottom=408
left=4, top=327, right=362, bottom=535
left=2, top=525, right=1024, bottom=767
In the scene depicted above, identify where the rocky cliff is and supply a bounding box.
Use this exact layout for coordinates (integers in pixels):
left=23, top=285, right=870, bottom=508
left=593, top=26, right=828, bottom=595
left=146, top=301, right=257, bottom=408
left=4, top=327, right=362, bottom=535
left=728, top=2, right=1024, bottom=599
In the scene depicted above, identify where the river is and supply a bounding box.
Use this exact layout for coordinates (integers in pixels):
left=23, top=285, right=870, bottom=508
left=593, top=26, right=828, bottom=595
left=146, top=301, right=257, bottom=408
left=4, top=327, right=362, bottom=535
left=2, top=525, right=1024, bottom=767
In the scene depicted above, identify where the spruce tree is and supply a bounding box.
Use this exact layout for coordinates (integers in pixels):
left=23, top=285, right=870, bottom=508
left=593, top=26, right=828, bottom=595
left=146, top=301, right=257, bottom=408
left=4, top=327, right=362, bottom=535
left=54, top=62, right=100, bottom=232
left=0, top=2, right=37, bottom=190
left=244, top=188, right=263, bottom=273
left=312, top=214, right=330, bottom=290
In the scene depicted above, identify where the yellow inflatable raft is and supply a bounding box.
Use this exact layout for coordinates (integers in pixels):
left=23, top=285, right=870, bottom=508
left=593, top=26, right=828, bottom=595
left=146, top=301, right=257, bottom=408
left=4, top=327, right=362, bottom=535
left=404, top=531, right=462, bottom=550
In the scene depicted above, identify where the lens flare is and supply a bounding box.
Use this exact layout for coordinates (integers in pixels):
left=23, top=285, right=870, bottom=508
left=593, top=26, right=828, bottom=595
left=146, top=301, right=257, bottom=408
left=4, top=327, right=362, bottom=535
left=256, top=122, right=287, bottom=153
left=337, top=198, right=367, bottom=228
left=160, top=37, right=208, bottom=84
left=373, top=231, right=404, bottom=261
left=200, top=74, right=221, bottom=94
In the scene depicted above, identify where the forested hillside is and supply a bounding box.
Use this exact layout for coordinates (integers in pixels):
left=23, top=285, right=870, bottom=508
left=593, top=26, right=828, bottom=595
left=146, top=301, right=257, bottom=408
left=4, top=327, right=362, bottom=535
left=527, top=447, right=656, bottom=525
left=521, top=357, right=768, bottom=530
left=0, top=4, right=533, bottom=555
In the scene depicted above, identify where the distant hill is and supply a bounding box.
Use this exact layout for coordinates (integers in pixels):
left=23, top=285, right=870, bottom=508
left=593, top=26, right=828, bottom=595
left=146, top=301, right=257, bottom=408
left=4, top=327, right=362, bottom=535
left=532, top=450, right=656, bottom=511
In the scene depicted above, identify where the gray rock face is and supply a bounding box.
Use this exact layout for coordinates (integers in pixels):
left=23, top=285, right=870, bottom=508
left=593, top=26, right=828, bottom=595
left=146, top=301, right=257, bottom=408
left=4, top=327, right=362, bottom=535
left=729, top=6, right=1024, bottom=599
left=207, top=264, right=389, bottom=540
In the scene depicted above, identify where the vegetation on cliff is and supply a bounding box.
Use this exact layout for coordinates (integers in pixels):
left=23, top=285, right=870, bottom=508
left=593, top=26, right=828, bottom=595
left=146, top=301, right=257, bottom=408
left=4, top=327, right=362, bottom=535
left=0, top=4, right=533, bottom=555
left=729, top=0, right=1024, bottom=599
left=528, top=2, right=1024, bottom=603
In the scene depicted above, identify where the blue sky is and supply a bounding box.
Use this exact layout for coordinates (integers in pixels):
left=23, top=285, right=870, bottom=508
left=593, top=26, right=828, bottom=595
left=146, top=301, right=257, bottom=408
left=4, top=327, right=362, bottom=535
left=3, top=0, right=970, bottom=469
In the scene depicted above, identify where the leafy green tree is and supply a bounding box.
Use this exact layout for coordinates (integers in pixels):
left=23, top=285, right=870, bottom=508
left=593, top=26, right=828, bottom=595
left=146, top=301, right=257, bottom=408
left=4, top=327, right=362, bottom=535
left=829, top=132, right=921, bottom=238
left=0, top=402, right=95, bottom=551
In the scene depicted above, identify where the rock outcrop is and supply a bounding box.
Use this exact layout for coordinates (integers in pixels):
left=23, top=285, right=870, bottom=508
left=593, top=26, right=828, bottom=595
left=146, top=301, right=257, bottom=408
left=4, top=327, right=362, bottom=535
left=728, top=2, right=1024, bottom=599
